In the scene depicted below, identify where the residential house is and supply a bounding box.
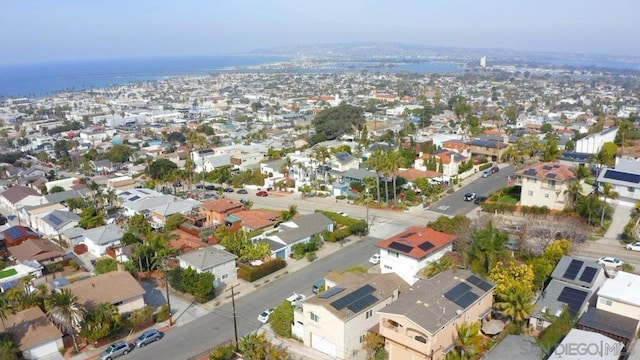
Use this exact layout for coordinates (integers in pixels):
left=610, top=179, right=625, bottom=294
left=147, top=197, right=201, bottom=230
left=2, top=226, right=40, bottom=247
left=22, top=203, right=67, bottom=232
left=117, top=188, right=165, bottom=217
left=292, top=272, right=408, bottom=360
left=81, top=224, right=125, bottom=257
left=44, top=177, right=79, bottom=193
left=178, top=245, right=238, bottom=289
left=414, top=150, right=467, bottom=177
left=329, top=152, right=359, bottom=172
left=43, top=189, right=88, bottom=206
left=515, top=162, right=578, bottom=210
left=577, top=271, right=640, bottom=349
left=63, top=271, right=146, bottom=313
left=375, top=226, right=456, bottom=285
left=467, top=138, right=509, bottom=163
left=483, top=335, right=542, bottom=360
left=547, top=329, right=623, bottom=360
left=91, top=159, right=114, bottom=174
left=529, top=256, right=606, bottom=332
left=377, top=269, right=495, bottom=360
left=231, top=209, right=280, bottom=233
left=9, top=238, right=65, bottom=264
left=0, top=186, right=42, bottom=215
left=258, top=213, right=333, bottom=259
left=0, top=261, right=43, bottom=293
left=340, top=168, right=377, bottom=184
left=597, top=157, right=640, bottom=206
left=39, top=210, right=81, bottom=239
left=575, top=126, right=618, bottom=154
left=0, top=307, right=63, bottom=360
left=198, top=199, right=244, bottom=228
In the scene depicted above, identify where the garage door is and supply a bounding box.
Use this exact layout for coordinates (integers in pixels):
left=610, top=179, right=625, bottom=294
left=311, top=333, right=337, bottom=358
left=30, top=341, right=62, bottom=359
left=275, top=250, right=286, bottom=259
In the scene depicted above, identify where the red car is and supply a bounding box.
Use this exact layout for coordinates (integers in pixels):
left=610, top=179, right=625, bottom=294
left=257, top=191, right=268, bottom=197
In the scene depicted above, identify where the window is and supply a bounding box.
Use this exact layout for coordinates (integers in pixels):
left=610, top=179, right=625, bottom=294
left=366, top=310, right=373, bottom=319
left=547, top=180, right=556, bottom=188
left=221, top=273, right=229, bottom=280
left=415, top=335, right=427, bottom=344
left=528, top=190, right=533, bottom=196
left=629, top=187, right=635, bottom=193
left=310, top=312, right=319, bottom=322
left=599, top=298, right=612, bottom=306
left=384, top=265, right=393, bottom=270
left=545, top=193, right=549, bottom=198
left=360, top=334, right=365, bottom=343
left=527, top=178, right=537, bottom=184
left=387, top=250, right=399, bottom=257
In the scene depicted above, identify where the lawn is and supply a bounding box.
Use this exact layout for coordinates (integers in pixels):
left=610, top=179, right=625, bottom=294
left=497, top=195, right=519, bottom=204
left=0, top=268, right=17, bottom=279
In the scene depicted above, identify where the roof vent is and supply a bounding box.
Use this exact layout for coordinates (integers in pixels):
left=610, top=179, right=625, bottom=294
left=456, top=309, right=463, bottom=316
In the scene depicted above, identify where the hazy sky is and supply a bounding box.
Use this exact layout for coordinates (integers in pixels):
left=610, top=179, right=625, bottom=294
left=2, top=0, right=638, bottom=64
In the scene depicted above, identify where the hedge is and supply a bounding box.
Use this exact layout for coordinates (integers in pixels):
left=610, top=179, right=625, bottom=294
left=521, top=205, right=551, bottom=216
left=479, top=162, right=494, bottom=171
left=238, top=258, right=287, bottom=282
left=480, top=202, right=517, bottom=213
left=323, top=227, right=352, bottom=243
left=316, top=210, right=368, bottom=236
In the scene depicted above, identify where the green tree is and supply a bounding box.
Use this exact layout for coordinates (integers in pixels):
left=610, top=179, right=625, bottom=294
left=423, top=253, right=453, bottom=278
left=164, top=213, right=186, bottom=231
left=148, top=158, right=178, bottom=180
left=540, top=123, right=553, bottom=133
left=80, top=303, right=123, bottom=343
left=593, top=142, right=618, bottom=168
left=311, top=104, right=365, bottom=144
left=49, top=185, right=65, bottom=193
left=0, top=333, right=21, bottom=360
left=168, top=267, right=215, bottom=303
left=78, top=207, right=105, bottom=229
left=209, top=343, right=236, bottom=360
left=0, top=297, right=12, bottom=328
left=466, top=222, right=509, bottom=275
left=493, top=284, right=535, bottom=328
left=45, top=289, right=85, bottom=353
left=94, top=258, right=118, bottom=274
left=279, top=205, right=298, bottom=222
left=238, top=332, right=289, bottom=360
left=542, top=136, right=561, bottom=161
left=269, top=301, right=294, bottom=338
left=362, top=332, right=386, bottom=360
left=450, top=321, right=485, bottom=359
left=127, top=214, right=152, bottom=241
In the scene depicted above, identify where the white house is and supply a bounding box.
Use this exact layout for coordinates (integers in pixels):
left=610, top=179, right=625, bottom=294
left=597, top=157, right=640, bottom=207
left=374, top=226, right=457, bottom=285
left=178, top=245, right=238, bottom=289
left=81, top=224, right=125, bottom=257
left=547, top=329, right=623, bottom=360
left=257, top=213, right=333, bottom=259
left=575, top=126, right=618, bottom=154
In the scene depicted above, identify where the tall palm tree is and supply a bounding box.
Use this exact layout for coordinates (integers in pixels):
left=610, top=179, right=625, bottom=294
left=494, top=285, right=535, bottom=328
left=279, top=205, right=298, bottom=222
left=0, top=296, right=12, bottom=329
left=46, top=289, right=85, bottom=353
left=466, top=222, right=509, bottom=275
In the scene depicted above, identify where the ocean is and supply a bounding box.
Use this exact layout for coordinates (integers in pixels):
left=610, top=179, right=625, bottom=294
left=0, top=55, right=289, bottom=99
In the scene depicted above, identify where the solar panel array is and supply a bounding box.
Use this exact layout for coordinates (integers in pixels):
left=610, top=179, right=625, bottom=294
left=579, top=267, right=598, bottom=283
left=466, top=275, right=493, bottom=292
left=523, top=168, right=537, bottom=176
left=603, top=170, right=640, bottom=184
left=417, top=241, right=435, bottom=252
left=543, top=165, right=553, bottom=170
left=129, top=195, right=141, bottom=201
left=330, top=284, right=376, bottom=311
left=347, top=294, right=378, bottom=313
left=546, top=173, right=557, bottom=179
left=557, top=287, right=588, bottom=316
left=444, top=283, right=479, bottom=308
left=4, top=227, right=23, bottom=239
left=400, top=232, right=416, bottom=238
left=319, top=287, right=346, bottom=299
left=563, top=260, right=584, bottom=280
left=388, top=241, right=413, bottom=253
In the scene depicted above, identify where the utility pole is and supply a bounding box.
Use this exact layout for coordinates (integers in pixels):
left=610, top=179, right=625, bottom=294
left=163, top=259, right=174, bottom=326
left=230, top=285, right=239, bottom=351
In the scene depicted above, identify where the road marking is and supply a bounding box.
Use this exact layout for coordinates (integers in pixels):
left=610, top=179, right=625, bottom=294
left=438, top=205, right=450, bottom=210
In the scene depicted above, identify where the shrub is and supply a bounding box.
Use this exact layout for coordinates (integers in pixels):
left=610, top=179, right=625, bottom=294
left=479, top=162, right=494, bottom=171
left=155, top=304, right=171, bottom=323
left=209, top=343, right=236, bottom=360
left=168, top=267, right=216, bottom=303
left=68, top=259, right=80, bottom=271
left=94, top=258, right=118, bottom=275
left=44, top=262, right=63, bottom=273
left=269, top=301, right=294, bottom=338
left=306, top=252, right=317, bottom=262
left=237, top=259, right=287, bottom=282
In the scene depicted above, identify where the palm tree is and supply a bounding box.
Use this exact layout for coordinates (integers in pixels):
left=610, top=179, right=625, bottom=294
left=389, top=150, right=401, bottom=205
left=494, top=285, right=535, bottom=328
left=563, top=181, right=583, bottom=209
left=46, top=289, right=85, bottom=353
left=466, top=222, right=509, bottom=275
left=0, top=297, right=12, bottom=329
left=279, top=205, right=298, bottom=222
left=423, top=254, right=453, bottom=278
left=452, top=321, right=485, bottom=359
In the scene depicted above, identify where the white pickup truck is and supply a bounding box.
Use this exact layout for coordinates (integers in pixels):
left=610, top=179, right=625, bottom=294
left=286, top=293, right=306, bottom=304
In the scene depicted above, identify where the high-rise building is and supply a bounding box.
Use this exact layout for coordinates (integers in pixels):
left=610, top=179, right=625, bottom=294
left=480, top=56, right=487, bottom=68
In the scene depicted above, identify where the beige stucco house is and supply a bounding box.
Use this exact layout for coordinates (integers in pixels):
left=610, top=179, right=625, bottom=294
left=515, top=162, right=577, bottom=210
left=377, top=269, right=495, bottom=360
left=0, top=307, right=63, bottom=360
left=292, top=272, right=408, bottom=360
left=63, top=271, right=146, bottom=314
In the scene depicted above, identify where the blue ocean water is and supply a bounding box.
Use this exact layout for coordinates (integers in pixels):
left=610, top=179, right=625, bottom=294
left=0, top=55, right=288, bottom=98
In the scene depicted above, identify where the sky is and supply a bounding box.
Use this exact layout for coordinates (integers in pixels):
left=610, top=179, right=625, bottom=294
left=1, top=0, right=638, bottom=65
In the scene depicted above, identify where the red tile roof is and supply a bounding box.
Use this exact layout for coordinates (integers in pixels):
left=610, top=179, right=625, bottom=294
left=398, top=168, right=441, bottom=182
left=516, top=162, right=577, bottom=182
left=375, top=226, right=456, bottom=259
left=202, top=198, right=243, bottom=213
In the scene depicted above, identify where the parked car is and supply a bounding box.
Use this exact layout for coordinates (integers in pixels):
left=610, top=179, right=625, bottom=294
left=134, top=329, right=164, bottom=348
left=491, top=166, right=500, bottom=173
left=257, top=191, right=268, bottom=197
left=258, top=308, right=274, bottom=324
left=205, top=185, right=216, bottom=191
left=0, top=215, right=6, bottom=226
left=482, top=170, right=492, bottom=178
left=237, top=189, right=248, bottom=194
left=224, top=187, right=234, bottom=192
left=286, top=293, right=306, bottom=304
left=625, top=242, right=640, bottom=251
left=598, top=257, right=624, bottom=268
left=196, top=184, right=205, bottom=189
left=100, top=341, right=134, bottom=360
left=474, top=195, right=488, bottom=204
left=463, top=192, right=477, bottom=201
left=337, top=211, right=348, bottom=217
left=369, top=254, right=381, bottom=265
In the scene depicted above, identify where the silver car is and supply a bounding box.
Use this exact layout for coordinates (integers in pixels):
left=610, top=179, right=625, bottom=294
left=100, top=341, right=133, bottom=360
left=134, top=329, right=164, bottom=348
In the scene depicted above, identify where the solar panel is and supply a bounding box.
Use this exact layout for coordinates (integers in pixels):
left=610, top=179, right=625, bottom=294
left=4, top=227, right=23, bottom=239
left=579, top=267, right=598, bottom=283
left=563, top=260, right=584, bottom=280
left=121, top=191, right=131, bottom=195
left=603, top=170, right=640, bottom=184
left=347, top=294, right=378, bottom=313
left=400, top=232, right=416, bottom=238
left=330, top=284, right=376, bottom=310
left=557, top=287, right=588, bottom=317
left=388, top=241, right=413, bottom=253
left=454, top=291, right=480, bottom=308
left=444, top=283, right=472, bottom=302
left=138, top=190, right=149, bottom=195
left=546, top=173, right=557, bottom=179
left=418, top=241, right=435, bottom=251
left=49, top=214, right=63, bottom=226
left=466, top=275, right=493, bottom=292
left=319, top=287, right=346, bottom=299
left=543, top=165, right=553, bottom=170
left=129, top=195, right=141, bottom=201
